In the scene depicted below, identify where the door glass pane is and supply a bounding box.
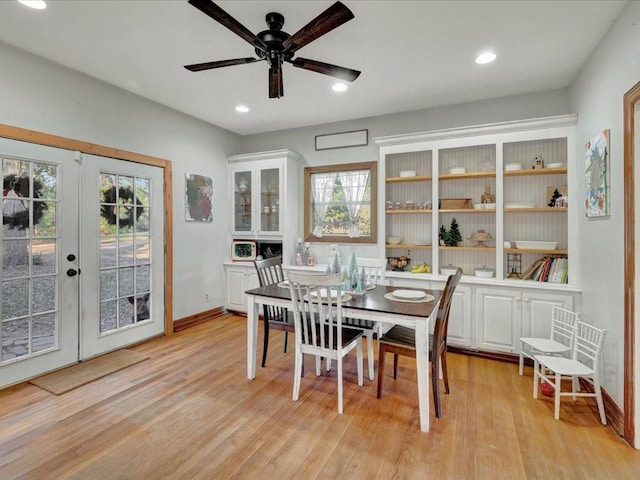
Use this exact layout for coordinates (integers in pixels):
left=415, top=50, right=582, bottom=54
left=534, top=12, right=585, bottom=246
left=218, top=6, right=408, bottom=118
left=234, top=170, right=252, bottom=232
left=260, top=167, right=280, bottom=232
left=99, top=172, right=153, bottom=333
left=2, top=156, right=59, bottom=362
left=32, top=239, right=56, bottom=275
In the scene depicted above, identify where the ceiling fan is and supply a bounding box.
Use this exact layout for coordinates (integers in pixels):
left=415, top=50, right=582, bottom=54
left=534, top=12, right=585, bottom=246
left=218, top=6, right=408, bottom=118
left=184, top=0, right=361, bottom=98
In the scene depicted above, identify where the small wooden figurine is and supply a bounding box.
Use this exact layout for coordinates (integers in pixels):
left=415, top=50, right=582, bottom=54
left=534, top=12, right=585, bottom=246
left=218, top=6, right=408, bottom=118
left=481, top=186, right=495, bottom=204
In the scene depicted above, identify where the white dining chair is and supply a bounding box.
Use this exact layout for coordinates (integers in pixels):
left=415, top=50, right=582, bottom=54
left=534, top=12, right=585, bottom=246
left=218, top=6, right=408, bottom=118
left=533, top=320, right=607, bottom=424
left=287, top=271, right=364, bottom=414
left=519, top=306, right=578, bottom=375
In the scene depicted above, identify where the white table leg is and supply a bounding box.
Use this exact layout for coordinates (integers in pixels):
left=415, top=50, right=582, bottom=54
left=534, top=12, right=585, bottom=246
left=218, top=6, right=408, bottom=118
left=247, top=295, right=258, bottom=379
left=414, top=321, right=430, bottom=432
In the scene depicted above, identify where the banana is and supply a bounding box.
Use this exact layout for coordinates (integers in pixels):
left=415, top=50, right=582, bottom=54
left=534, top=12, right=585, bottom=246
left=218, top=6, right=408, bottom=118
left=411, top=262, right=431, bottom=274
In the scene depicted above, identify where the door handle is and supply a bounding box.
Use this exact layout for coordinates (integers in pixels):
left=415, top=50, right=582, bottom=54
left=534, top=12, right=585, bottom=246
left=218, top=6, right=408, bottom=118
left=66, top=268, right=79, bottom=277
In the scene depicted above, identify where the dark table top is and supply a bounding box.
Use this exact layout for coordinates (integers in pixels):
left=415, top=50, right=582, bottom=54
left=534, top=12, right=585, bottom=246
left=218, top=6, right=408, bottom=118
left=245, top=284, right=441, bottom=318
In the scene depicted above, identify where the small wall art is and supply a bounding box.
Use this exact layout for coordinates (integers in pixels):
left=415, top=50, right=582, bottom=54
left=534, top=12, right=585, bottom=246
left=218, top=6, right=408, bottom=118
left=584, top=129, right=610, bottom=217
left=185, top=173, right=213, bottom=222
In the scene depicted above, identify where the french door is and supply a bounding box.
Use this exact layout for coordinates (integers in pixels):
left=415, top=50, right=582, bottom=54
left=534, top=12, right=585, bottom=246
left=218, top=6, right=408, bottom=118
left=1, top=140, right=164, bottom=388
left=79, top=154, right=164, bottom=359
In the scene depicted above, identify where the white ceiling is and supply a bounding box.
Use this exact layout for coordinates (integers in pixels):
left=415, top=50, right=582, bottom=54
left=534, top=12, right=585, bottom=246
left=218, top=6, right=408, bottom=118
left=0, top=0, right=627, bottom=136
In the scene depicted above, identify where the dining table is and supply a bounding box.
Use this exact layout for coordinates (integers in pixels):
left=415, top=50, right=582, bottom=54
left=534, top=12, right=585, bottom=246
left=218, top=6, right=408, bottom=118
left=244, top=282, right=442, bottom=433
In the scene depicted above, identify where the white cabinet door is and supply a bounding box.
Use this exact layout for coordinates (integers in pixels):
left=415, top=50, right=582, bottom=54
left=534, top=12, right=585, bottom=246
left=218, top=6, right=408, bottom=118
left=476, top=288, right=522, bottom=353
left=225, top=265, right=260, bottom=313
left=447, top=284, right=473, bottom=348
left=256, top=164, right=283, bottom=236
left=226, top=266, right=248, bottom=312
left=231, top=167, right=255, bottom=236
left=521, top=291, right=575, bottom=339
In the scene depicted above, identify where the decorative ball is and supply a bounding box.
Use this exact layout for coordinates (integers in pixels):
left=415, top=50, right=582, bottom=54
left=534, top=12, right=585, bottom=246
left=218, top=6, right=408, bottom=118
left=541, top=382, right=555, bottom=397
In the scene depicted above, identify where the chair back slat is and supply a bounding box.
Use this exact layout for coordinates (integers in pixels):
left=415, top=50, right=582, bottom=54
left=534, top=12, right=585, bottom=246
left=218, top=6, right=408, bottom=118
left=550, top=306, right=578, bottom=348
left=431, top=268, right=462, bottom=363
left=573, top=321, right=606, bottom=369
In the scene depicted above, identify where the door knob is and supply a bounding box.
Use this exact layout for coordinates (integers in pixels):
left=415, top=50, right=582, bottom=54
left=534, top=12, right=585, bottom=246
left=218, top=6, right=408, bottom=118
left=66, top=269, right=78, bottom=277
left=66, top=254, right=76, bottom=261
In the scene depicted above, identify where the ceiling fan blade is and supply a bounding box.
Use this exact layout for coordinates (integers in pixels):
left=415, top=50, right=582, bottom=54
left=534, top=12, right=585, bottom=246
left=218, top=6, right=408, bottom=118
left=184, top=57, right=260, bottom=72
left=269, top=68, right=284, bottom=99
left=289, top=57, right=361, bottom=82
left=188, top=0, right=268, bottom=52
left=282, top=1, right=354, bottom=53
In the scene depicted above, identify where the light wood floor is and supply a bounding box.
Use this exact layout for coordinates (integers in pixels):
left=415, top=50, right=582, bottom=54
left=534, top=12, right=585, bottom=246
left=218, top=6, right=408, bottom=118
left=1, top=314, right=638, bottom=479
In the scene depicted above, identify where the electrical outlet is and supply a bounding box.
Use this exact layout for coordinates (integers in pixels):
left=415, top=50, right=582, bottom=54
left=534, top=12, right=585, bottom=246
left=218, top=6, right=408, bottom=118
left=204, top=292, right=210, bottom=303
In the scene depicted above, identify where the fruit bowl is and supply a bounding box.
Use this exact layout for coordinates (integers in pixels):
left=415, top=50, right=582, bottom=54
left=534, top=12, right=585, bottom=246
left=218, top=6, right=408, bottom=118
left=386, top=236, right=403, bottom=245
left=387, top=256, right=411, bottom=271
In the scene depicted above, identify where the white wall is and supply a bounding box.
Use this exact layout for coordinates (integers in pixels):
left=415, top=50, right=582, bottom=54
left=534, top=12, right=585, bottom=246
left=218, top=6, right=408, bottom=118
left=568, top=0, right=640, bottom=445
left=0, top=42, right=241, bottom=320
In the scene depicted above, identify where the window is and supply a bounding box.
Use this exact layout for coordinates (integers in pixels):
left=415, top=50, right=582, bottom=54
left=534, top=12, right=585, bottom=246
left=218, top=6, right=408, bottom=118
left=303, top=161, right=377, bottom=243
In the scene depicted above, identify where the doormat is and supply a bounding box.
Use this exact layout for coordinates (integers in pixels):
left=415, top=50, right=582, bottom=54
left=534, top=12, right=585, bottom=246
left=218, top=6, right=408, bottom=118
left=29, top=349, right=150, bottom=395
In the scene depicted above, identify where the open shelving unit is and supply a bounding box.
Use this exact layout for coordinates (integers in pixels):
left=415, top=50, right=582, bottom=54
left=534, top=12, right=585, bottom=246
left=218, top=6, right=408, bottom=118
left=377, top=115, right=576, bottom=287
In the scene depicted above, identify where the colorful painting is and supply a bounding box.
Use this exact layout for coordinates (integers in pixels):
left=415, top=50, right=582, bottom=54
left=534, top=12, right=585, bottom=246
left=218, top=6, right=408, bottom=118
left=584, top=129, right=610, bottom=217
left=185, top=173, right=213, bottom=222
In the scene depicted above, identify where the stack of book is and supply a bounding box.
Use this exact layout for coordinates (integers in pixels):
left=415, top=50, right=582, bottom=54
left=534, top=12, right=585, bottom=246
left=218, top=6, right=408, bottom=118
left=521, top=256, right=568, bottom=283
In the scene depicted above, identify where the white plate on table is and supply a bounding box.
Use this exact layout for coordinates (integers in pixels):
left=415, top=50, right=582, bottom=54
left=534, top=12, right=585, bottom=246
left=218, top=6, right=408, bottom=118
left=392, top=289, right=426, bottom=300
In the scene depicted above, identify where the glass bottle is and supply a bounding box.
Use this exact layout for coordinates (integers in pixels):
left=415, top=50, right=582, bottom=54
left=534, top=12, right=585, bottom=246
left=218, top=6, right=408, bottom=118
left=294, top=238, right=304, bottom=266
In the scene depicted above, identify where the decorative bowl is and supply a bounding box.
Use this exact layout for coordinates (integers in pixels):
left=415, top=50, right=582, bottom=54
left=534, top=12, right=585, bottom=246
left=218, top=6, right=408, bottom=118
left=546, top=162, right=566, bottom=169
left=474, top=266, right=495, bottom=278
left=440, top=265, right=460, bottom=276
left=387, top=256, right=411, bottom=271
left=505, top=163, right=523, bottom=171
left=514, top=240, right=558, bottom=250
left=386, top=236, right=403, bottom=245
left=449, top=166, right=466, bottom=174
left=399, top=170, right=417, bottom=177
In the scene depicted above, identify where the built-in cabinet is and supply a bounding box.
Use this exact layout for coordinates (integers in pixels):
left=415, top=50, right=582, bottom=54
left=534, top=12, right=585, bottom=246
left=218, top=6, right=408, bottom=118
left=376, top=115, right=577, bottom=285
left=224, top=149, right=304, bottom=313
left=376, top=115, right=581, bottom=355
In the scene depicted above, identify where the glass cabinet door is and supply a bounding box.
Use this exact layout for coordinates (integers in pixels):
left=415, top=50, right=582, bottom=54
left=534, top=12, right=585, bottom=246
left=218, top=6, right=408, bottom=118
left=259, top=167, right=281, bottom=234
left=233, top=169, right=253, bottom=233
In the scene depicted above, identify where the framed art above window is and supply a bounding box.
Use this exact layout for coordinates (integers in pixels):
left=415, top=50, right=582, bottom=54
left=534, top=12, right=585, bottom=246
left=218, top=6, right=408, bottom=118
left=303, top=161, right=377, bottom=244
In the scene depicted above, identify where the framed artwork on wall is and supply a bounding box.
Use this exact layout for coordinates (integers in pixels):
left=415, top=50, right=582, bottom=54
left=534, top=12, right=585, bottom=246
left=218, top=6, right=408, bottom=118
left=585, top=129, right=610, bottom=217
left=185, top=173, right=213, bottom=222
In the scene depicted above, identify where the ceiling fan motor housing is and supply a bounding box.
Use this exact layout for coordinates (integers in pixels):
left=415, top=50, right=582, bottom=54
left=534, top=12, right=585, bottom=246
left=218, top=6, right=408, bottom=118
left=256, top=12, right=292, bottom=69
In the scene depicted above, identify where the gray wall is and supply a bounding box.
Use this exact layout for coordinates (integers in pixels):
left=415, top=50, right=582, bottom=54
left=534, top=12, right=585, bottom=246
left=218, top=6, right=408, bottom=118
left=568, top=0, right=640, bottom=440
left=240, top=88, right=571, bottom=167
left=0, top=41, right=241, bottom=320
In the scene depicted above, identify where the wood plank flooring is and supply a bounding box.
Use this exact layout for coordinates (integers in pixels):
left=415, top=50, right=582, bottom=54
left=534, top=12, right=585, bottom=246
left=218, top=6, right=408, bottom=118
left=1, top=314, right=638, bottom=479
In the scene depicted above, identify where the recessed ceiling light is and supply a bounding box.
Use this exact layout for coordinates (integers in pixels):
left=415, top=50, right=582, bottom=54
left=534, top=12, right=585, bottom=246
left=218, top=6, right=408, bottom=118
left=235, top=105, right=249, bottom=113
left=332, top=83, right=348, bottom=92
left=18, top=0, right=47, bottom=9
left=475, top=52, right=497, bottom=64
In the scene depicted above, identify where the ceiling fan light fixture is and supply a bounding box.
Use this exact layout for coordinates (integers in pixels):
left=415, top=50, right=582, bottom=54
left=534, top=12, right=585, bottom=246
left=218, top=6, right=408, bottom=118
left=332, top=83, right=348, bottom=92
left=235, top=105, right=250, bottom=113
left=475, top=52, right=497, bottom=64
